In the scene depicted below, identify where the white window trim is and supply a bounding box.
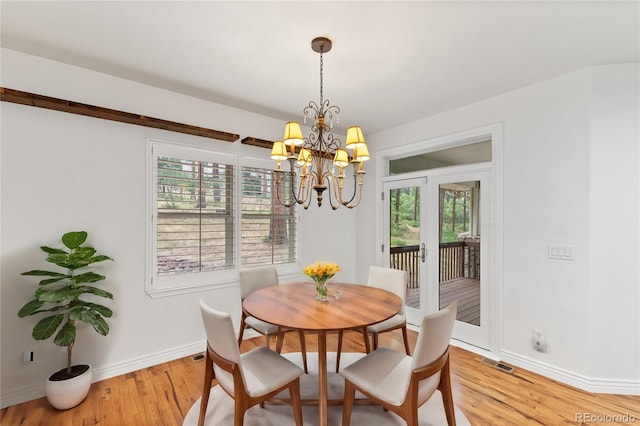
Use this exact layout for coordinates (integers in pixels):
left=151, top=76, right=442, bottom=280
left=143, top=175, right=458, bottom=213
left=145, top=139, right=300, bottom=298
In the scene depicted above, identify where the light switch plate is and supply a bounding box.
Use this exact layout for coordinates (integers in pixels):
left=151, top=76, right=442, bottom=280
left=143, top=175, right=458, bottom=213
left=548, top=245, right=574, bottom=260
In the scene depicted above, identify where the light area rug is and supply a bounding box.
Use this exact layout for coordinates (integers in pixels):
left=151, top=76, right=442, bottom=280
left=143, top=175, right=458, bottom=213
left=183, top=352, right=471, bottom=426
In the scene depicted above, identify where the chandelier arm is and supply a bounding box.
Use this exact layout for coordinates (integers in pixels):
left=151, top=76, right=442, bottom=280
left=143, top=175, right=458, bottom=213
left=323, top=173, right=342, bottom=210
left=289, top=157, right=322, bottom=206
left=284, top=161, right=304, bottom=205
left=302, top=194, right=313, bottom=210
left=344, top=178, right=364, bottom=209
left=273, top=170, right=298, bottom=208
left=301, top=171, right=317, bottom=209
left=333, top=167, right=358, bottom=207
left=290, top=175, right=307, bottom=205
left=341, top=167, right=365, bottom=208
left=307, top=170, right=319, bottom=198
left=347, top=166, right=366, bottom=208
left=274, top=159, right=312, bottom=207
left=345, top=167, right=361, bottom=205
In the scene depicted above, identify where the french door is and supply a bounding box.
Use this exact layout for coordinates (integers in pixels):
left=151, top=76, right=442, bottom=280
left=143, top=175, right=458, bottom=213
left=383, top=178, right=428, bottom=326
left=382, top=167, right=492, bottom=350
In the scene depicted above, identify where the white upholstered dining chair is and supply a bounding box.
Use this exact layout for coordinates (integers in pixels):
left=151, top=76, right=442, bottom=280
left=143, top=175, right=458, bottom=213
left=364, top=266, right=410, bottom=352
left=340, top=301, right=458, bottom=426
left=335, top=266, right=409, bottom=372
left=198, top=301, right=304, bottom=426
left=237, top=266, right=308, bottom=373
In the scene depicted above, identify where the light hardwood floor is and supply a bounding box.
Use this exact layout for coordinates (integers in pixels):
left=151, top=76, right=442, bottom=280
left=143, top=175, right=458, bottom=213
left=2, top=330, right=638, bottom=425
left=406, top=279, right=481, bottom=326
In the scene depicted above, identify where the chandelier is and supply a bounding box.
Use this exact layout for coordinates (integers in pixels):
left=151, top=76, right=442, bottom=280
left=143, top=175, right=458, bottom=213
left=270, top=37, right=369, bottom=209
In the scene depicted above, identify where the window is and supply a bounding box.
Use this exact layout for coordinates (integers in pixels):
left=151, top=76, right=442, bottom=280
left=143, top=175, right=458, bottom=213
left=156, top=156, right=235, bottom=275
left=147, top=141, right=298, bottom=296
left=241, top=166, right=297, bottom=266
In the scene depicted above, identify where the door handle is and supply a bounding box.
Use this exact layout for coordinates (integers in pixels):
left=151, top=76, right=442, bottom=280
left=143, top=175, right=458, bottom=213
left=421, top=243, right=426, bottom=263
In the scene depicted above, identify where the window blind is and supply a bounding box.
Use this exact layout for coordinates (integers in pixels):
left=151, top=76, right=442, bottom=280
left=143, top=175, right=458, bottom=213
left=157, top=156, right=235, bottom=276
left=241, top=166, right=297, bottom=266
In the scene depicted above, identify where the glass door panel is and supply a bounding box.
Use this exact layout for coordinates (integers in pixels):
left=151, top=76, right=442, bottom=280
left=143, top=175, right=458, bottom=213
left=383, top=179, right=427, bottom=326
left=427, top=170, right=490, bottom=350
left=390, top=186, right=421, bottom=310
left=438, top=181, right=481, bottom=326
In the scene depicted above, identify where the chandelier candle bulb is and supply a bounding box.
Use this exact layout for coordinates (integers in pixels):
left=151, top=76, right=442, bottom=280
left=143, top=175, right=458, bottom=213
left=354, top=144, right=370, bottom=162
left=283, top=122, right=304, bottom=147
left=270, top=141, right=288, bottom=171
left=333, top=148, right=350, bottom=169
left=296, top=148, right=312, bottom=166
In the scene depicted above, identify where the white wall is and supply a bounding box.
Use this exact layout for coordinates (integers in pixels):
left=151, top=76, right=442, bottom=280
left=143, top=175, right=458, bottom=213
left=588, top=65, right=640, bottom=385
left=358, top=64, right=639, bottom=393
left=0, top=48, right=356, bottom=407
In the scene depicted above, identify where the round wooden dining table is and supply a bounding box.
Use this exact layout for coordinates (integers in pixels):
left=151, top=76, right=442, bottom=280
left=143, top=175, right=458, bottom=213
left=242, top=281, right=402, bottom=426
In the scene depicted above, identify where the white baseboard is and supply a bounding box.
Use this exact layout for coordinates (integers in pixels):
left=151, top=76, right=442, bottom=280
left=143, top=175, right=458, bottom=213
left=0, top=340, right=206, bottom=409
left=1, top=331, right=267, bottom=409
left=0, top=382, right=45, bottom=409
left=410, top=322, right=639, bottom=396
left=501, top=349, right=640, bottom=395
left=450, top=338, right=501, bottom=361
left=4, top=338, right=637, bottom=409
left=91, top=340, right=206, bottom=383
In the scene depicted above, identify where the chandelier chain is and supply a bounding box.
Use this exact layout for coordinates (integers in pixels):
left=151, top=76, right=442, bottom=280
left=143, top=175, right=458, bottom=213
left=319, top=50, right=324, bottom=107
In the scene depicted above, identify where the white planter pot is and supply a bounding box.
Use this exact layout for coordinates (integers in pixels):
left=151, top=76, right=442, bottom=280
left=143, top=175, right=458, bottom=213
left=45, top=364, right=92, bottom=410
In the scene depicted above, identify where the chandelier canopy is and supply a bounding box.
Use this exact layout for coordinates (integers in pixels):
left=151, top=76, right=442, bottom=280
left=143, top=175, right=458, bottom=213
left=270, top=36, right=369, bottom=209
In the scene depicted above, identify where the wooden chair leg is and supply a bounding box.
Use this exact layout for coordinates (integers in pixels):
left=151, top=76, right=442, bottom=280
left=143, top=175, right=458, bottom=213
left=336, top=330, right=344, bottom=373
left=197, top=350, right=214, bottom=426
left=406, top=408, right=419, bottom=426
left=275, top=329, right=285, bottom=353
left=234, top=399, right=247, bottom=426
left=402, top=325, right=411, bottom=355
left=361, top=327, right=371, bottom=353
left=297, top=330, right=308, bottom=374
left=237, top=313, right=247, bottom=347
left=438, top=356, right=457, bottom=426
left=342, top=380, right=356, bottom=426
left=289, top=378, right=304, bottom=426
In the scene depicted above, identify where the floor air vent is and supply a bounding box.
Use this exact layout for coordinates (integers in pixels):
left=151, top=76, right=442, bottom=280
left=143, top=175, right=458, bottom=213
left=481, top=358, right=515, bottom=373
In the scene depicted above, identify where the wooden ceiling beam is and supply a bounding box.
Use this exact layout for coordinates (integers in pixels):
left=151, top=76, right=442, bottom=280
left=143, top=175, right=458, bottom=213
left=241, top=136, right=274, bottom=149
left=0, top=87, right=239, bottom=142
left=242, top=137, right=308, bottom=156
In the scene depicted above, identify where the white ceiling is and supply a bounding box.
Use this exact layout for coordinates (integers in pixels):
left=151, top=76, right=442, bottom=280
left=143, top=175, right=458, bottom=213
left=1, top=1, right=638, bottom=134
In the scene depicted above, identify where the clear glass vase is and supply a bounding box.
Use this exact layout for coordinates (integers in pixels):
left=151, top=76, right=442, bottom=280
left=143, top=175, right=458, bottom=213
left=313, top=278, right=328, bottom=301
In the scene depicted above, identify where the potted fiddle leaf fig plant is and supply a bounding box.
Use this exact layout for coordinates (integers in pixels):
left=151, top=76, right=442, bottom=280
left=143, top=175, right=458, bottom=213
left=18, top=231, right=113, bottom=410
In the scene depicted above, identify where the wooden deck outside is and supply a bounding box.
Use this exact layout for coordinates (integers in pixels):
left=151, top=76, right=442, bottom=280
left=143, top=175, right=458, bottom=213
left=406, top=277, right=480, bottom=326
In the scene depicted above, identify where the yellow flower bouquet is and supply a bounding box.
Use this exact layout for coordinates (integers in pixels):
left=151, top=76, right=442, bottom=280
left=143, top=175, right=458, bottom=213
left=303, top=261, right=341, bottom=301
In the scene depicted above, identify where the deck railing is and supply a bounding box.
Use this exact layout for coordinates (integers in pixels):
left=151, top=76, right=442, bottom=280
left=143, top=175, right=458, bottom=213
left=439, top=241, right=480, bottom=282
left=390, top=245, right=421, bottom=288
left=390, top=240, right=480, bottom=288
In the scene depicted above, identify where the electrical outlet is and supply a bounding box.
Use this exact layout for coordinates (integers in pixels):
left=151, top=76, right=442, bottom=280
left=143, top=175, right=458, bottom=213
left=533, top=329, right=546, bottom=353
left=23, top=351, right=34, bottom=364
